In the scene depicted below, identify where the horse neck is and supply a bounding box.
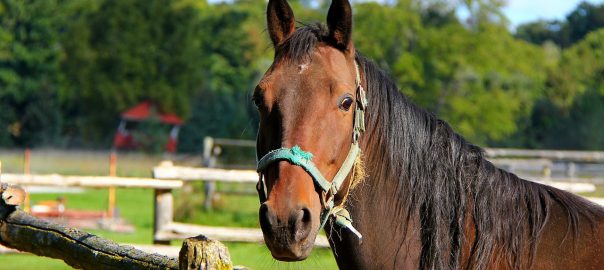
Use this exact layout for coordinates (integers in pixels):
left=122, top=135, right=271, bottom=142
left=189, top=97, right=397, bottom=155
left=332, top=55, right=604, bottom=270
left=329, top=61, right=485, bottom=268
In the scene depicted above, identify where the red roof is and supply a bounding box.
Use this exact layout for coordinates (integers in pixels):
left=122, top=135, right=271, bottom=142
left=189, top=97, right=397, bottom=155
left=121, top=101, right=183, bottom=125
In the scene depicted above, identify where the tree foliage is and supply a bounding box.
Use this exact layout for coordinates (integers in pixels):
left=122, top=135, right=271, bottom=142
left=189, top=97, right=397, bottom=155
left=516, top=1, right=604, bottom=48
left=1, top=0, right=604, bottom=151
left=0, top=0, right=65, bottom=147
left=60, top=0, right=207, bottom=145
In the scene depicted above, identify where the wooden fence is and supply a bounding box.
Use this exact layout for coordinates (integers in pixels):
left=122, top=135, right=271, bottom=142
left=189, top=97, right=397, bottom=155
left=485, top=148, right=604, bottom=162
left=200, top=137, right=604, bottom=185
left=0, top=164, right=330, bottom=248
left=0, top=173, right=183, bottom=189
left=152, top=161, right=330, bottom=247
left=487, top=148, right=604, bottom=184
left=148, top=138, right=604, bottom=246
left=5, top=142, right=604, bottom=259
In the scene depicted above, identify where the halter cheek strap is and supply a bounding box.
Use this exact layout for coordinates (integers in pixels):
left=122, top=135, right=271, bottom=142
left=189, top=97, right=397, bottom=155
left=256, top=61, right=367, bottom=240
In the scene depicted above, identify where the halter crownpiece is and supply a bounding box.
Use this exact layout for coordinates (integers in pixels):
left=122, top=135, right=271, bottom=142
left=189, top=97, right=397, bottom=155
left=256, top=61, right=367, bottom=240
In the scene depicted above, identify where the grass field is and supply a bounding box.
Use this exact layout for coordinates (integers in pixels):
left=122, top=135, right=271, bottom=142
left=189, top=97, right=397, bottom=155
left=0, top=149, right=338, bottom=270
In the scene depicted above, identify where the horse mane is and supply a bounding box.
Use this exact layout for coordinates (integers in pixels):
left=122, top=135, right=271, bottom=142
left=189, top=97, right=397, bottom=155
left=280, top=23, right=604, bottom=270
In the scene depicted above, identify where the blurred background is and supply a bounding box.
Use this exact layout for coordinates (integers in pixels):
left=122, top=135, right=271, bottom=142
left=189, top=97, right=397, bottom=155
left=1, top=0, right=604, bottom=269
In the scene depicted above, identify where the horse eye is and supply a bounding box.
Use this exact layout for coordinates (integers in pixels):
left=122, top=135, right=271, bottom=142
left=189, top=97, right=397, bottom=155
left=252, top=94, right=263, bottom=109
left=339, top=96, right=354, bottom=111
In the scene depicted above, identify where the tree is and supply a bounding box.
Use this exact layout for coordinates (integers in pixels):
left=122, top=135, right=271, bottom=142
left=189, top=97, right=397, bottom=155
left=459, top=0, right=508, bottom=30
left=516, top=1, right=604, bottom=48
left=505, top=28, right=604, bottom=150
left=0, top=0, right=65, bottom=147
left=178, top=0, right=274, bottom=152
left=414, top=23, right=547, bottom=144
left=515, top=20, right=567, bottom=46
left=60, top=0, right=206, bottom=146
left=545, top=28, right=604, bottom=109
left=566, top=1, right=604, bottom=46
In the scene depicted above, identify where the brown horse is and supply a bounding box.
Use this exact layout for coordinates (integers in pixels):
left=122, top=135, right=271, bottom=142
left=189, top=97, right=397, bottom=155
left=253, top=0, right=604, bottom=269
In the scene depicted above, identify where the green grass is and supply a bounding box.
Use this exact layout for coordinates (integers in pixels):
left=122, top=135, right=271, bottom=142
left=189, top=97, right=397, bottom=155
left=0, top=149, right=164, bottom=176
left=0, top=150, right=338, bottom=269
left=227, top=243, right=337, bottom=270
left=0, top=243, right=337, bottom=270
left=0, top=254, right=73, bottom=270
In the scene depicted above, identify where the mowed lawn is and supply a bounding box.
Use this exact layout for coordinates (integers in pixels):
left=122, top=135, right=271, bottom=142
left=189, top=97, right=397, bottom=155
left=0, top=149, right=337, bottom=270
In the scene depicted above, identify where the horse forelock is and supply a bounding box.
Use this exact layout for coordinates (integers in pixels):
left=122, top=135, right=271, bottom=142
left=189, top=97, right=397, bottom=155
left=275, top=23, right=329, bottom=62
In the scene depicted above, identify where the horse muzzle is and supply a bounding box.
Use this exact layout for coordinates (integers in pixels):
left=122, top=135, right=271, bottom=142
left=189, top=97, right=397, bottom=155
left=259, top=202, right=317, bottom=261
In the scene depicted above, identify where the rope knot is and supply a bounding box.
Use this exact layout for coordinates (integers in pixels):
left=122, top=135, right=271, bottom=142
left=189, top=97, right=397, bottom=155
left=290, top=145, right=313, bottom=161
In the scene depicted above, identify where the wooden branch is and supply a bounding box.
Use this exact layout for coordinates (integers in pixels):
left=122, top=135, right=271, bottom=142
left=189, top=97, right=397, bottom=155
left=0, top=243, right=184, bottom=257
left=0, top=209, right=251, bottom=270
left=1, top=173, right=183, bottom=189
left=0, top=209, right=178, bottom=270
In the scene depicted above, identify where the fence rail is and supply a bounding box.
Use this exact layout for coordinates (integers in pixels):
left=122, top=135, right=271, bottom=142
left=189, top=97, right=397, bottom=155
left=1, top=173, right=183, bottom=189
left=485, top=148, right=604, bottom=162
left=153, top=164, right=257, bottom=183
left=201, top=137, right=604, bottom=180
left=202, top=137, right=604, bottom=163
left=155, top=222, right=330, bottom=247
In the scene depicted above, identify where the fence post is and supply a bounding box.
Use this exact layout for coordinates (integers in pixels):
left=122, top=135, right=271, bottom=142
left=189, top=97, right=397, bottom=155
left=542, top=162, right=551, bottom=181
left=203, top=137, right=217, bottom=210
left=23, top=148, right=31, bottom=212
left=153, top=188, right=173, bottom=245
left=567, top=162, right=576, bottom=182
left=108, top=152, right=117, bottom=218
left=179, top=235, right=233, bottom=270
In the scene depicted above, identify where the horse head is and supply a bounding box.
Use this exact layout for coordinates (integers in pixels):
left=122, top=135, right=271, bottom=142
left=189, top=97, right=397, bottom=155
left=254, top=0, right=363, bottom=261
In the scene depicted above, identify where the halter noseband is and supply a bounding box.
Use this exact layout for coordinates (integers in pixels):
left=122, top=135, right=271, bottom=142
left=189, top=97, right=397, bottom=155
left=256, top=61, right=367, bottom=240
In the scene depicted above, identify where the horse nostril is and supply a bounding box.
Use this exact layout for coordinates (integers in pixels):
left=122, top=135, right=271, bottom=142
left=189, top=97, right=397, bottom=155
left=293, top=207, right=312, bottom=241
left=300, top=207, right=311, bottom=223
left=259, top=203, right=273, bottom=233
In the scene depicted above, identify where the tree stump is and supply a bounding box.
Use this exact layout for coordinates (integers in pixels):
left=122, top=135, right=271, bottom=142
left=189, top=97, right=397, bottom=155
left=179, top=235, right=234, bottom=270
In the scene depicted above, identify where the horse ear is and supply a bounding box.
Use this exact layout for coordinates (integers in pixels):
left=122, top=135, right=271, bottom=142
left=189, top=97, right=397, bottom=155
left=267, top=0, right=296, bottom=47
left=326, top=0, right=353, bottom=50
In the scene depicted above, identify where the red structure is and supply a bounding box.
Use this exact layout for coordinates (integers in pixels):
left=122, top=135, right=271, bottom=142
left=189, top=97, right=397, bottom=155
left=112, top=101, right=183, bottom=153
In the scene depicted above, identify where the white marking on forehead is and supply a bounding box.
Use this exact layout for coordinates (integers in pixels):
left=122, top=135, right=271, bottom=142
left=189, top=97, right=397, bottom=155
left=298, top=63, right=309, bottom=74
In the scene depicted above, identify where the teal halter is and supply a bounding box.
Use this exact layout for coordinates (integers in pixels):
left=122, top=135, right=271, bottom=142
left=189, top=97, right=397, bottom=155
left=256, top=62, right=367, bottom=240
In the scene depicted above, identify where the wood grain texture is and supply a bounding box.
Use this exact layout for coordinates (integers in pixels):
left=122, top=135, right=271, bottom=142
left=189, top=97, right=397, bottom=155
left=0, top=209, right=178, bottom=270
